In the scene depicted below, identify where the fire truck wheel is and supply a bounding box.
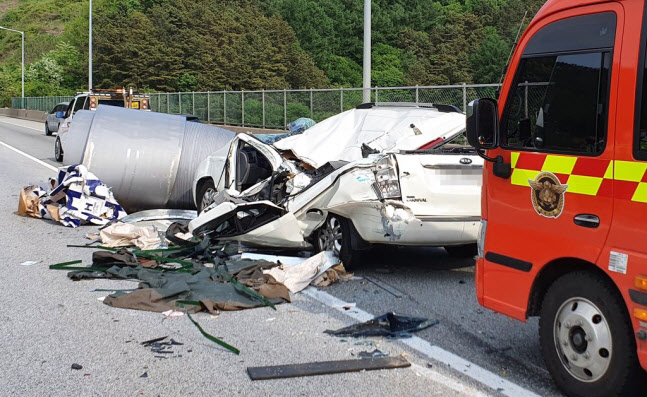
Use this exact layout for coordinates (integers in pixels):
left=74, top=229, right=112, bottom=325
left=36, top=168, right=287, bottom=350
left=539, top=271, right=646, bottom=397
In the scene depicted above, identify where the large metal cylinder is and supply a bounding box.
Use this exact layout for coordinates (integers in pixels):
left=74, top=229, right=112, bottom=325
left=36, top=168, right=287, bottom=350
left=65, top=106, right=235, bottom=211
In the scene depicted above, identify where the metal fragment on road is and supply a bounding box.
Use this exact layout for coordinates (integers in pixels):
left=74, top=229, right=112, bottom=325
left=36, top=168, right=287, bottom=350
left=247, top=355, right=410, bottom=380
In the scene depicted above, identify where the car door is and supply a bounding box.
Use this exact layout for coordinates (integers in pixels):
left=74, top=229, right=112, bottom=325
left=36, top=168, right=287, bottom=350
left=222, top=134, right=285, bottom=195
left=482, top=8, right=620, bottom=316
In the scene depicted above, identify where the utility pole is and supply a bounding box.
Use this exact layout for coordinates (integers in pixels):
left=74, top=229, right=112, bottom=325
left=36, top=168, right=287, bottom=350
left=89, top=0, right=93, bottom=91
left=362, top=0, right=371, bottom=103
left=0, top=26, right=25, bottom=107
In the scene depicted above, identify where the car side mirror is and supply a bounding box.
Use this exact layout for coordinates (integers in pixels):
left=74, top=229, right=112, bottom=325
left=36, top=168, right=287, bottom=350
left=466, top=98, right=499, bottom=150
left=56, top=111, right=64, bottom=118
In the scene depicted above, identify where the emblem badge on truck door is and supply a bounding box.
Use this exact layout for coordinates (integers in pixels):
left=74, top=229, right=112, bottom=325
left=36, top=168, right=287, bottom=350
left=528, top=172, right=568, bottom=218
left=460, top=158, right=472, bottom=165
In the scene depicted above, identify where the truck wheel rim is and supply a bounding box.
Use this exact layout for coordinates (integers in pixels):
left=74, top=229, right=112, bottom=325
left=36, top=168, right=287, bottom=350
left=553, top=297, right=612, bottom=382
left=200, top=188, right=217, bottom=211
left=318, top=217, right=342, bottom=254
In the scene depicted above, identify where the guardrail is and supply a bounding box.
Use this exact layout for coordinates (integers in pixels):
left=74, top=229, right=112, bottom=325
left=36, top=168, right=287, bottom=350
left=12, top=84, right=501, bottom=130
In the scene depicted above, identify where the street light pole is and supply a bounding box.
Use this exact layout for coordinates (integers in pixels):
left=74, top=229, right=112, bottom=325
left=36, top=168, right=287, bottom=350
left=89, top=0, right=93, bottom=91
left=362, top=0, right=371, bottom=103
left=0, top=26, right=25, bottom=107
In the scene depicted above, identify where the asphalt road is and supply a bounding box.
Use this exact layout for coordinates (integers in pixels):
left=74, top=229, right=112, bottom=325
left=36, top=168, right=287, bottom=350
left=0, top=116, right=562, bottom=396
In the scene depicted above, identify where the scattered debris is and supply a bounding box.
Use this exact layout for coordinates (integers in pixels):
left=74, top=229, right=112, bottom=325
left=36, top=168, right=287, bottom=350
left=18, top=165, right=126, bottom=228
left=140, top=372, right=148, bottom=378
left=186, top=313, right=239, bottom=355
left=263, top=251, right=340, bottom=293
left=19, top=260, right=40, bottom=266
left=99, top=222, right=164, bottom=250
left=324, top=312, right=438, bottom=338
left=459, top=280, right=466, bottom=284
left=71, top=363, right=83, bottom=370
left=358, top=349, right=389, bottom=359
left=162, top=310, right=184, bottom=319
left=141, top=336, right=168, bottom=346
left=247, top=355, right=410, bottom=380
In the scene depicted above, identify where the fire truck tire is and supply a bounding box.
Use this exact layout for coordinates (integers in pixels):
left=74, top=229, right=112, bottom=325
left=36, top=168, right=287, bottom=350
left=539, top=271, right=646, bottom=397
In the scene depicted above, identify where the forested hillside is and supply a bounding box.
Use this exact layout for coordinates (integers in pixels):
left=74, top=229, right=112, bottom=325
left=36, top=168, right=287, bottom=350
left=0, top=0, right=545, bottom=106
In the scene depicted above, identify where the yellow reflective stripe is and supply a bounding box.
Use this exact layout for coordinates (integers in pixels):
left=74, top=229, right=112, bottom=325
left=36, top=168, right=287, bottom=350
left=511, top=168, right=540, bottom=186
left=614, top=161, right=647, bottom=182
left=565, top=175, right=602, bottom=196
left=632, top=183, right=647, bottom=203
left=542, top=155, right=577, bottom=174
left=603, top=162, right=613, bottom=179
left=511, top=152, right=520, bottom=169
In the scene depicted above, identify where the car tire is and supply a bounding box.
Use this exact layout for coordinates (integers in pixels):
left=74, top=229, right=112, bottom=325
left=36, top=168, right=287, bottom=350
left=539, top=271, right=646, bottom=397
left=315, top=214, right=363, bottom=269
left=197, top=179, right=217, bottom=212
left=445, top=243, right=477, bottom=257
left=54, top=136, right=63, bottom=162
left=45, top=122, right=52, bottom=136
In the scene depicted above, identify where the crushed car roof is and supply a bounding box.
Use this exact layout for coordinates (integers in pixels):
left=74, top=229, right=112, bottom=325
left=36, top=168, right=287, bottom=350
left=272, top=104, right=466, bottom=168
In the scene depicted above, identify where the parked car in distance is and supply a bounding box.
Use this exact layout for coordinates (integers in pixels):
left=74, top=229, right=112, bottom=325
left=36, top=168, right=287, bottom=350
left=45, top=102, right=68, bottom=136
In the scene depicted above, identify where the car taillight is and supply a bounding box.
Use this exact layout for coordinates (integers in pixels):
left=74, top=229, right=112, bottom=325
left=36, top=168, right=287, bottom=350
left=142, top=99, right=149, bottom=109
left=374, top=155, right=401, bottom=199
left=90, top=97, right=97, bottom=109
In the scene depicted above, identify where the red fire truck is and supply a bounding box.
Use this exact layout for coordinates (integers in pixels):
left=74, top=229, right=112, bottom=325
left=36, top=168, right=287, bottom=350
left=466, top=0, right=647, bottom=395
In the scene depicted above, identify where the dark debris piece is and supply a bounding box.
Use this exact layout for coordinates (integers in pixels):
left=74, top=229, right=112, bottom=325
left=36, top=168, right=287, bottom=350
left=71, top=363, right=83, bottom=370
left=358, top=349, right=389, bottom=359
left=140, top=372, right=148, bottom=378
left=324, top=312, right=438, bottom=338
left=141, top=336, right=168, bottom=346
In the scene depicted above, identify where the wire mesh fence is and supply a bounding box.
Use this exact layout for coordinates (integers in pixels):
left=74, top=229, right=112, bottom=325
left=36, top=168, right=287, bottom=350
left=13, top=84, right=501, bottom=129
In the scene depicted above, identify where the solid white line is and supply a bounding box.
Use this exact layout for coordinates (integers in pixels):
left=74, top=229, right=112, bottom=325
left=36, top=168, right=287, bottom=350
left=302, top=287, right=541, bottom=397
left=0, top=118, right=43, bottom=132
left=0, top=139, right=58, bottom=172
left=409, top=363, right=490, bottom=397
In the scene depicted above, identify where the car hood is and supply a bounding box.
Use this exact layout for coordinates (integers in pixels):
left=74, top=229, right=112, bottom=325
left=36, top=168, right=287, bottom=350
left=272, top=106, right=466, bottom=168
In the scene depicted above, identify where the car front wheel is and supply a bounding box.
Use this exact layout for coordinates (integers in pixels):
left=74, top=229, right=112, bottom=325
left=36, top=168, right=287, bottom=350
left=197, top=179, right=217, bottom=212
left=315, top=214, right=362, bottom=269
left=54, top=137, right=63, bottom=162
left=539, top=271, right=646, bottom=397
left=45, top=122, right=52, bottom=136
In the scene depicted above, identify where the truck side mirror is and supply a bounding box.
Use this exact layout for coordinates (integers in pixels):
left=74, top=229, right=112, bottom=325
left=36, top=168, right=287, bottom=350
left=56, top=111, right=64, bottom=118
left=466, top=98, right=499, bottom=150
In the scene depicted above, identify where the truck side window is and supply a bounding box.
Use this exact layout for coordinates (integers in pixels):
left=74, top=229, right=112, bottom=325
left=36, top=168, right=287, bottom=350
left=502, top=52, right=611, bottom=155
left=637, top=52, right=647, bottom=156
left=501, top=12, right=615, bottom=156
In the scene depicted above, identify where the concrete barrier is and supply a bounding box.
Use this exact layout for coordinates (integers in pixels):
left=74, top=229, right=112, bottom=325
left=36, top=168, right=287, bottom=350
left=0, top=108, right=48, bottom=122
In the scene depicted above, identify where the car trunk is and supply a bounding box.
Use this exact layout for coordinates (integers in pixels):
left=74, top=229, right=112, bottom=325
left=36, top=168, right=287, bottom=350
left=394, top=152, right=483, bottom=218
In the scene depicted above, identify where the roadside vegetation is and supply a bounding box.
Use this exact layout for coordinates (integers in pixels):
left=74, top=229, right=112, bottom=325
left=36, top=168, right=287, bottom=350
left=0, top=0, right=545, bottom=107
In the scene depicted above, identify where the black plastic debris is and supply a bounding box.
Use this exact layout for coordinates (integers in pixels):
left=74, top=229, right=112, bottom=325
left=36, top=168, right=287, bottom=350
left=324, top=312, right=438, bottom=338
left=140, top=372, right=148, bottom=378
left=71, top=363, right=83, bottom=370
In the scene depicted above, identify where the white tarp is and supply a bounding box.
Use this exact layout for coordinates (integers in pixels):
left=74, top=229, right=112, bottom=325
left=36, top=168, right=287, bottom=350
left=263, top=251, right=340, bottom=293
left=273, top=106, right=465, bottom=168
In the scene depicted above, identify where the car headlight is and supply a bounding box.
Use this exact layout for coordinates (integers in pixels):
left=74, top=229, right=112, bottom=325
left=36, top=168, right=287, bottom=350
left=374, top=155, right=401, bottom=199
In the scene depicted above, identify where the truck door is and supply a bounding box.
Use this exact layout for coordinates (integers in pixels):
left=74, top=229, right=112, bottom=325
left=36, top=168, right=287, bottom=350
left=483, top=9, right=620, bottom=318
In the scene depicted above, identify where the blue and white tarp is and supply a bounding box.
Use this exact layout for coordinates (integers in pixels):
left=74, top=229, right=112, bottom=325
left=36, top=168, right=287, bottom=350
left=19, top=164, right=127, bottom=228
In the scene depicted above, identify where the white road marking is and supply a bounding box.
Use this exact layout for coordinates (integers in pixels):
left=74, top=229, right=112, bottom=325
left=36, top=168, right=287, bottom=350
left=0, top=118, right=43, bottom=132
left=0, top=139, right=58, bottom=172
left=303, top=287, right=541, bottom=397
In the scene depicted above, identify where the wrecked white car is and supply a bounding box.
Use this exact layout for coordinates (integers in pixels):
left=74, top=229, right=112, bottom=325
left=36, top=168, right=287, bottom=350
left=189, top=103, right=482, bottom=266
